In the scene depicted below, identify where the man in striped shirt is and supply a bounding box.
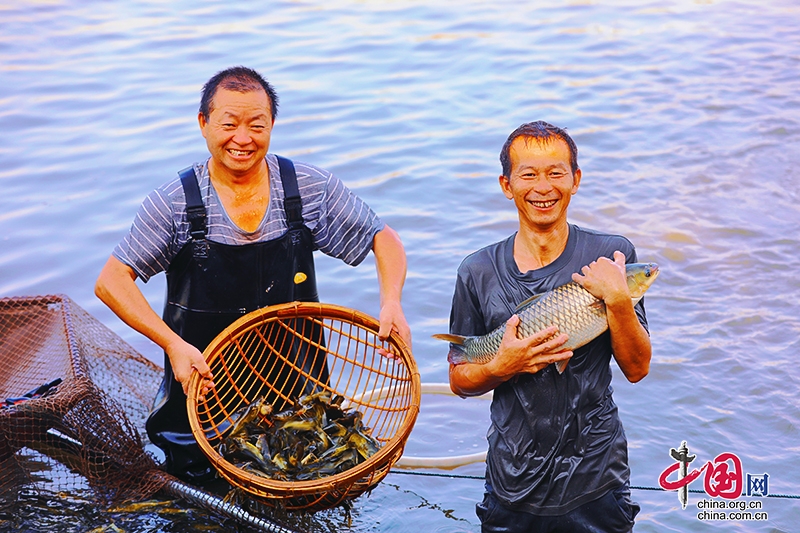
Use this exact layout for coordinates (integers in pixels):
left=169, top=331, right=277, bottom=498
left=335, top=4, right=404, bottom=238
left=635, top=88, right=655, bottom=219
left=95, top=66, right=410, bottom=483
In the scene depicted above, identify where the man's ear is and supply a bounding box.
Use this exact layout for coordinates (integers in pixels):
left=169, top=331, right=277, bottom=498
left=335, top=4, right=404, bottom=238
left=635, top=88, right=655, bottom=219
left=499, top=174, right=513, bottom=199
left=571, top=168, right=582, bottom=194
left=198, top=112, right=208, bottom=138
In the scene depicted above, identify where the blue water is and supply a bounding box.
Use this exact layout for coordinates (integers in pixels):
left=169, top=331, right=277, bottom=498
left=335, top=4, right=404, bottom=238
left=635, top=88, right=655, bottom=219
left=2, top=0, right=799, bottom=531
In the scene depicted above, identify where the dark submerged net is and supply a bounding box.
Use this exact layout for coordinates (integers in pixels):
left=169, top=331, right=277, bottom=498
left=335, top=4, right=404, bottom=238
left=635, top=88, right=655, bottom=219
left=0, top=295, right=303, bottom=533
left=0, top=294, right=169, bottom=508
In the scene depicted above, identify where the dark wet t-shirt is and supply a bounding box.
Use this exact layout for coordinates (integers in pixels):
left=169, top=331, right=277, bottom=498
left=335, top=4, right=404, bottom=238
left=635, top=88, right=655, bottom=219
left=449, top=224, right=648, bottom=515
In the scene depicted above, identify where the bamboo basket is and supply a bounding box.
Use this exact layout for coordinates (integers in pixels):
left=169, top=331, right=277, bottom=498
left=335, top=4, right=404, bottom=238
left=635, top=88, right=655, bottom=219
left=187, top=301, right=420, bottom=510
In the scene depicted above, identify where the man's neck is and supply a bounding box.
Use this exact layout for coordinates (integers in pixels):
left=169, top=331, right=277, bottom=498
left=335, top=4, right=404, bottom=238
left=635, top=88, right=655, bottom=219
left=513, top=222, right=570, bottom=273
left=208, top=157, right=269, bottom=189
left=207, top=157, right=271, bottom=233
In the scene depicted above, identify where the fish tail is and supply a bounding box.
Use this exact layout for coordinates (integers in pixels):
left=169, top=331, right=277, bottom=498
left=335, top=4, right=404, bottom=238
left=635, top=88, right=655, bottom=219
left=432, top=333, right=467, bottom=345
left=432, top=333, right=470, bottom=365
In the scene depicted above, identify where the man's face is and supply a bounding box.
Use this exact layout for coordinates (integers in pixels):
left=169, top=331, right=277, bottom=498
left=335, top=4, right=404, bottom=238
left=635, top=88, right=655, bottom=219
left=198, top=87, right=273, bottom=178
left=499, top=136, right=581, bottom=232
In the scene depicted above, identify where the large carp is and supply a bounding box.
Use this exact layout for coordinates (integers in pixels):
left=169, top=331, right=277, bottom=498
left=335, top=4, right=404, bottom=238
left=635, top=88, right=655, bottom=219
left=435, top=262, right=659, bottom=373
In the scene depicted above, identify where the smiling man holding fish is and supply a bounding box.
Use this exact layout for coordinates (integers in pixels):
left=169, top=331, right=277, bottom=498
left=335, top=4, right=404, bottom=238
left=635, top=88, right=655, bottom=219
left=444, top=121, right=654, bottom=532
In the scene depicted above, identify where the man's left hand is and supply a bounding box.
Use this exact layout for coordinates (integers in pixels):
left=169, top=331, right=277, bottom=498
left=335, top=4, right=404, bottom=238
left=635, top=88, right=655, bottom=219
left=571, top=250, right=630, bottom=306
left=377, top=300, right=412, bottom=358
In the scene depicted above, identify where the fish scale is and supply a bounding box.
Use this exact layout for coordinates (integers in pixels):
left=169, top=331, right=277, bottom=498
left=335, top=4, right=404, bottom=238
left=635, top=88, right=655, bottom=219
left=434, top=263, right=659, bottom=373
left=516, top=282, right=608, bottom=350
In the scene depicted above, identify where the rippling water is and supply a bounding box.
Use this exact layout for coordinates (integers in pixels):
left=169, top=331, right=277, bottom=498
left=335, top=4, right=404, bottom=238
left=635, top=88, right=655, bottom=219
left=2, top=0, right=799, bottom=531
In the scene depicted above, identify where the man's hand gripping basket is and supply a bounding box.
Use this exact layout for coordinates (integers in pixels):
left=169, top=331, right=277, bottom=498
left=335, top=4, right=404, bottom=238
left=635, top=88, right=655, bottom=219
left=187, top=302, right=420, bottom=511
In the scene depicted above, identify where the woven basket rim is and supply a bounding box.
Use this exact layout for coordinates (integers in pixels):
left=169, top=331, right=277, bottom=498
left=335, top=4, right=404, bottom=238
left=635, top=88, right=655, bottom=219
left=187, top=301, right=420, bottom=497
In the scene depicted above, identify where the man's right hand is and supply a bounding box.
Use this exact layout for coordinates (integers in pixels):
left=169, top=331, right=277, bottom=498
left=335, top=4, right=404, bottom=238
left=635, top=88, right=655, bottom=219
left=487, top=315, right=572, bottom=381
left=96, top=256, right=216, bottom=397
left=449, top=314, right=573, bottom=397
left=166, top=339, right=215, bottom=397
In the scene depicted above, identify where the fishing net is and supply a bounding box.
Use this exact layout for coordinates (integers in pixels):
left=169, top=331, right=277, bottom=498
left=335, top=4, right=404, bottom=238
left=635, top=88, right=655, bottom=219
left=0, top=295, right=305, bottom=532
left=189, top=301, right=421, bottom=511
left=0, top=294, right=168, bottom=507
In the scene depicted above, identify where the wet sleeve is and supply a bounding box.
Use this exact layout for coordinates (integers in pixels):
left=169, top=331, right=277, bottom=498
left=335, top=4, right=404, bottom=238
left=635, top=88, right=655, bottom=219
left=634, top=298, right=649, bottom=334
left=112, top=188, right=174, bottom=282
left=449, top=263, right=488, bottom=338
left=307, top=165, right=384, bottom=266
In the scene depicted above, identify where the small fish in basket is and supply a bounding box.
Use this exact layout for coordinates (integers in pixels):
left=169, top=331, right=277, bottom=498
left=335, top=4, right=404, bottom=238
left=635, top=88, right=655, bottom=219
left=217, top=391, right=381, bottom=482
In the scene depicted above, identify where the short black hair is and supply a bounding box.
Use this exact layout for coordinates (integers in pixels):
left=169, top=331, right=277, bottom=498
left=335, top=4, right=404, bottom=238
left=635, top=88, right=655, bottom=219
left=499, top=121, right=579, bottom=176
left=199, top=66, right=279, bottom=122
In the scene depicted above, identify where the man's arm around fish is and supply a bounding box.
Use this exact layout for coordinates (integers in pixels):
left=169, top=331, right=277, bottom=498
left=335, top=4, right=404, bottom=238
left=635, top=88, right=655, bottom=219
left=572, top=250, right=651, bottom=383
left=449, top=249, right=651, bottom=397
left=448, top=317, right=571, bottom=397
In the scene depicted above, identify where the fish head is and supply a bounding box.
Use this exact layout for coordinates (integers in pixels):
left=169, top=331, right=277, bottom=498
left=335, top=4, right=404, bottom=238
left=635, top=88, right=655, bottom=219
left=625, top=262, right=660, bottom=299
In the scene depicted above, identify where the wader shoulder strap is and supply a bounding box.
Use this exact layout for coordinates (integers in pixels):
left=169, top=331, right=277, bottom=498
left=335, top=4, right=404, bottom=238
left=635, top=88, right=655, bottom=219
left=178, top=166, right=208, bottom=258
left=275, top=155, right=304, bottom=229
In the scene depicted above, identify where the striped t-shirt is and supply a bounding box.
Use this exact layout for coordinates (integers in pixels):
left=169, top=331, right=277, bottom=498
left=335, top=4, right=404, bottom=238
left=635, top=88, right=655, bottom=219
left=114, top=154, right=384, bottom=282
